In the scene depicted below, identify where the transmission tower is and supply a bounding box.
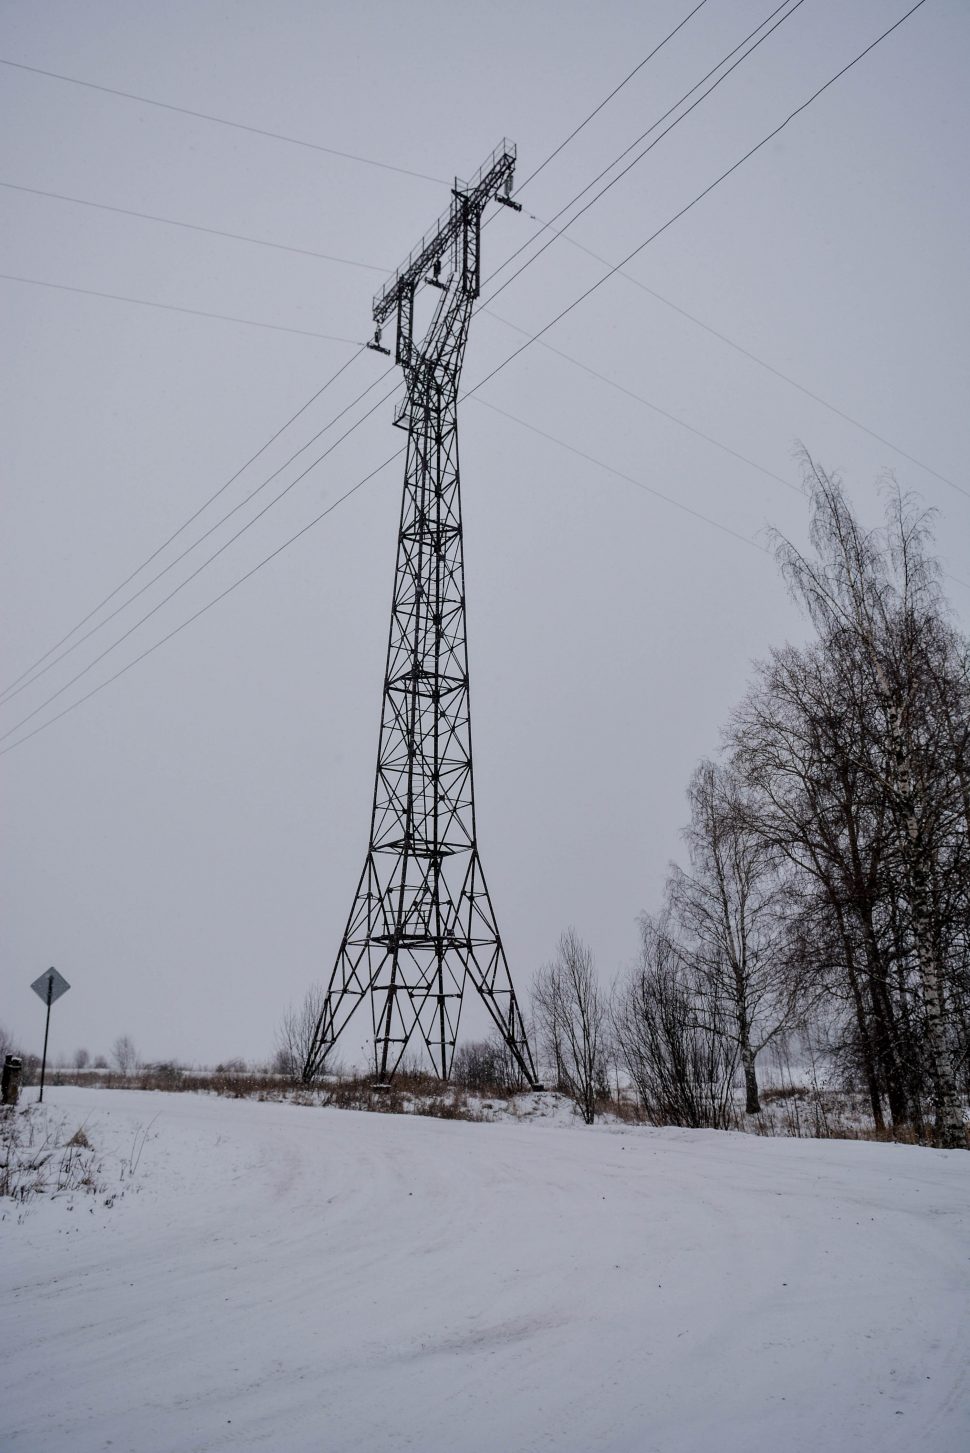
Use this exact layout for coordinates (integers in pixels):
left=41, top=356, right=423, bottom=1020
left=303, top=142, right=540, bottom=1088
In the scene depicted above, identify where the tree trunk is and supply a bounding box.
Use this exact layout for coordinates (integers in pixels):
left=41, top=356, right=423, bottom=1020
left=740, top=1042, right=760, bottom=1114
left=884, top=689, right=966, bottom=1148
left=837, top=910, right=886, bottom=1132
left=842, top=798, right=909, bottom=1127
left=912, top=899, right=966, bottom=1147
left=866, top=967, right=908, bottom=1129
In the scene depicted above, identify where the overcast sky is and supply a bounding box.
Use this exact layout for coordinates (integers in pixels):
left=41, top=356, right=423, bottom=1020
left=2, top=0, right=968, bottom=1069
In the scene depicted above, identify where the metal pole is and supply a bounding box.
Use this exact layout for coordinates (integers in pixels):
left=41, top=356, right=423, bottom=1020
left=38, top=974, right=53, bottom=1104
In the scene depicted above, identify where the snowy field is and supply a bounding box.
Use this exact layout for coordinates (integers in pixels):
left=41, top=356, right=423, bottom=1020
left=2, top=1087, right=968, bottom=1453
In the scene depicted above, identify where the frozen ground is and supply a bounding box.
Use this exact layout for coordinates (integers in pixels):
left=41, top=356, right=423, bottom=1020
left=2, top=1087, right=968, bottom=1453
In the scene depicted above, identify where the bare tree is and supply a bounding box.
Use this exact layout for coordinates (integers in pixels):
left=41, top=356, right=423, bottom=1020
left=276, top=984, right=335, bottom=1083
left=73, top=1047, right=90, bottom=1070
left=451, top=1032, right=530, bottom=1095
left=613, top=913, right=738, bottom=1128
left=731, top=632, right=910, bottom=1129
left=532, top=930, right=610, bottom=1123
left=669, top=760, right=803, bottom=1113
left=767, top=459, right=968, bottom=1147
left=112, top=1035, right=139, bottom=1077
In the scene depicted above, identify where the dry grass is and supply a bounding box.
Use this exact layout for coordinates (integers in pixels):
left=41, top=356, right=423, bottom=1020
left=35, top=1064, right=966, bottom=1145
left=40, top=1062, right=494, bottom=1120
left=316, top=1070, right=488, bottom=1121
left=0, top=1106, right=105, bottom=1206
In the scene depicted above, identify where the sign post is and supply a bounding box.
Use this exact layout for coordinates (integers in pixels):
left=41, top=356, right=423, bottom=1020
left=30, top=967, right=71, bottom=1104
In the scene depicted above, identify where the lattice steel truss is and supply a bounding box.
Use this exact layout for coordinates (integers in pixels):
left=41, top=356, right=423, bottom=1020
left=303, top=142, right=540, bottom=1086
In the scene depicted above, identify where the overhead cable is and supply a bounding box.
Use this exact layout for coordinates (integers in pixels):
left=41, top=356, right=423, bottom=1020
left=474, top=398, right=768, bottom=554
left=514, top=0, right=710, bottom=193
left=482, top=307, right=800, bottom=495
left=484, top=0, right=805, bottom=299
left=1, top=0, right=935, bottom=753
left=2, top=1, right=760, bottom=699
left=0, top=450, right=405, bottom=758
left=0, top=271, right=361, bottom=343
left=0, top=56, right=446, bottom=184
left=469, top=2, right=930, bottom=404
left=529, top=223, right=970, bottom=504
left=0, top=180, right=388, bottom=274
left=0, top=375, right=402, bottom=744
left=1, top=353, right=392, bottom=705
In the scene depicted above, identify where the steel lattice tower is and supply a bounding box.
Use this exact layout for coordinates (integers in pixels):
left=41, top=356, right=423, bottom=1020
left=303, top=142, right=540, bottom=1087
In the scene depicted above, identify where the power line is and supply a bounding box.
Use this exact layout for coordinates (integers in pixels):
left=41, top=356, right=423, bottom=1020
left=482, top=307, right=800, bottom=495
left=0, top=5, right=713, bottom=310
left=4, top=7, right=795, bottom=708
left=0, top=2, right=710, bottom=288
left=0, top=449, right=406, bottom=758
left=0, top=375, right=402, bottom=744
left=4, top=282, right=801, bottom=712
left=14, top=283, right=800, bottom=708
left=490, top=0, right=964, bottom=506
left=3, top=2, right=792, bottom=345
left=0, top=272, right=362, bottom=343
left=0, top=2, right=936, bottom=752
left=1, top=4, right=783, bottom=301
left=532, top=223, right=970, bottom=505
left=8, top=332, right=967, bottom=760
left=0, top=180, right=388, bottom=274
left=476, top=394, right=969, bottom=598
left=474, top=397, right=769, bottom=554
left=3, top=10, right=754, bottom=703
left=470, top=3, right=930, bottom=405
left=483, top=323, right=970, bottom=598
left=477, top=404, right=968, bottom=595
left=12, top=168, right=958, bottom=509
left=7, top=29, right=952, bottom=517
left=7, top=26, right=951, bottom=503
left=490, top=0, right=801, bottom=290
left=1, top=356, right=771, bottom=755
left=0, top=355, right=787, bottom=758
left=0, top=350, right=386, bottom=704
left=514, top=0, right=710, bottom=193
left=0, top=56, right=446, bottom=185
left=5, top=367, right=395, bottom=701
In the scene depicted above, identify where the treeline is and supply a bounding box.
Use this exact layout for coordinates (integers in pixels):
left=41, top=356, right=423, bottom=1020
left=0, top=1032, right=141, bottom=1079
left=532, top=461, right=969, bottom=1148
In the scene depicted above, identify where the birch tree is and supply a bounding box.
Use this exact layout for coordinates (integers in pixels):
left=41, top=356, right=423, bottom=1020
left=731, top=640, right=910, bottom=1129
left=767, top=459, right=967, bottom=1147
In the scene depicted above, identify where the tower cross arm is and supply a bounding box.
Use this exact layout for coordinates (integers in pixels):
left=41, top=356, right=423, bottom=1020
left=372, top=140, right=517, bottom=330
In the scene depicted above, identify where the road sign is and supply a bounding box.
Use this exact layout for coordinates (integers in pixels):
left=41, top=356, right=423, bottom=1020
left=31, top=967, right=71, bottom=1005
left=31, top=966, right=71, bottom=1103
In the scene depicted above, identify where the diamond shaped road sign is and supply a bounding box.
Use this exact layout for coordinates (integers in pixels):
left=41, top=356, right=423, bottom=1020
left=31, top=967, right=71, bottom=1005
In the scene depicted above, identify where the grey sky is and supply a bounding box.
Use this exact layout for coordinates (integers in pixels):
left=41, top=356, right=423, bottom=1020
left=2, top=0, right=968, bottom=1067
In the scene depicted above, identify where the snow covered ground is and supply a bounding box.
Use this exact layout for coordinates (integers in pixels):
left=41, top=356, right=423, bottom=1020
left=2, top=1087, right=968, bottom=1453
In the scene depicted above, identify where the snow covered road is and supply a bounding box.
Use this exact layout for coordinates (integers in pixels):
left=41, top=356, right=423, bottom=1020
left=2, top=1088, right=968, bottom=1452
